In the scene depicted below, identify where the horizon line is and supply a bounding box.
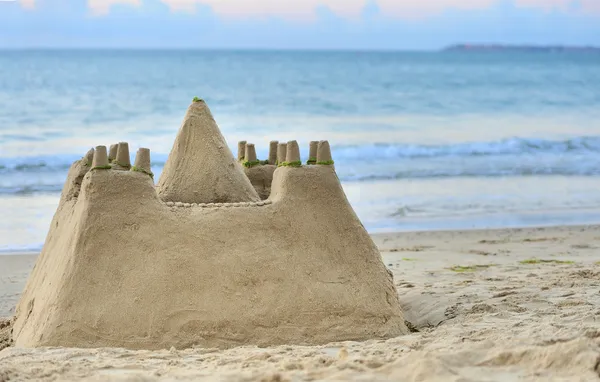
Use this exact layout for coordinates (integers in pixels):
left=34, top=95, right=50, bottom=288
left=1, top=43, right=599, bottom=51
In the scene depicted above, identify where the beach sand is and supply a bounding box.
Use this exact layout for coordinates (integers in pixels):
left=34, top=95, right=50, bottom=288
left=1, top=225, right=599, bottom=381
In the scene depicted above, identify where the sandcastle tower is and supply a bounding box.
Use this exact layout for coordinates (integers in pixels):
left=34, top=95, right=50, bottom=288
left=237, top=141, right=247, bottom=162
left=108, top=144, right=118, bottom=163
left=157, top=100, right=259, bottom=204
left=307, top=141, right=319, bottom=165
left=268, top=141, right=278, bottom=165
left=112, top=142, right=132, bottom=171
left=317, top=140, right=334, bottom=165
left=277, top=143, right=287, bottom=165
left=12, top=99, right=407, bottom=350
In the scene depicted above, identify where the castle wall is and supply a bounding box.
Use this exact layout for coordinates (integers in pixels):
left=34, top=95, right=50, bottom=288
left=13, top=165, right=406, bottom=350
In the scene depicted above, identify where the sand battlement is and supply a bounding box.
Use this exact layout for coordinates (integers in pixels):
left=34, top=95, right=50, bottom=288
left=83, top=135, right=336, bottom=205
left=236, top=139, right=335, bottom=199
left=13, top=100, right=406, bottom=350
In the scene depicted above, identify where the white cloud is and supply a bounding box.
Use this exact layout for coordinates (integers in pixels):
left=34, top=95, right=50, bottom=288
left=376, top=0, right=496, bottom=18
left=18, top=0, right=36, bottom=9
left=19, top=0, right=600, bottom=17
left=156, top=0, right=495, bottom=19
left=155, top=0, right=600, bottom=18
left=88, top=0, right=141, bottom=15
left=515, top=0, right=600, bottom=13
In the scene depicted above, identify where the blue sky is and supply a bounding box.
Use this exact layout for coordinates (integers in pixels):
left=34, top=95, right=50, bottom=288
left=1, top=0, right=599, bottom=49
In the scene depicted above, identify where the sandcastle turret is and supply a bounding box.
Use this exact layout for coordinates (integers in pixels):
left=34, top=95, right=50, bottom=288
left=84, top=148, right=95, bottom=166
left=307, top=141, right=319, bottom=165
left=276, top=143, right=287, bottom=166
left=112, top=142, right=131, bottom=170
left=243, top=144, right=259, bottom=168
left=91, top=146, right=110, bottom=169
left=268, top=141, right=278, bottom=165
left=157, top=99, right=259, bottom=204
left=108, top=144, right=118, bottom=163
left=317, top=140, right=334, bottom=165
left=237, top=141, right=247, bottom=161
left=132, top=148, right=153, bottom=178
left=284, top=140, right=301, bottom=167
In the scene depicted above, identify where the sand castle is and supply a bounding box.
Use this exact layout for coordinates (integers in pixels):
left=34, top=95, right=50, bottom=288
left=12, top=99, right=407, bottom=350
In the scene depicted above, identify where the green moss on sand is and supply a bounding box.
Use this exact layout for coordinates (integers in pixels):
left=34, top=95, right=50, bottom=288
left=279, top=161, right=302, bottom=168
left=192, top=96, right=204, bottom=103
left=449, top=264, right=496, bottom=273
left=243, top=160, right=261, bottom=168
left=131, top=166, right=154, bottom=179
left=115, top=162, right=131, bottom=168
left=519, top=259, right=574, bottom=265
left=317, top=160, right=335, bottom=165
left=306, top=158, right=317, bottom=165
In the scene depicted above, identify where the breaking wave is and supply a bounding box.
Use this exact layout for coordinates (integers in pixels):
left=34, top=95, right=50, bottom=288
left=1, top=136, right=599, bottom=195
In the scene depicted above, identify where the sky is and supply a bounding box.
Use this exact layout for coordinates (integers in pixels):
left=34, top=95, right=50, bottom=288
left=1, top=0, right=599, bottom=49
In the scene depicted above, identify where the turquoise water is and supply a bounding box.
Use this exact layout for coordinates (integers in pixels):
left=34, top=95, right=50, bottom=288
left=1, top=50, right=600, bottom=252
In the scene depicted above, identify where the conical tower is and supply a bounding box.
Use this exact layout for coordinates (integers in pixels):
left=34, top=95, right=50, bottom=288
left=157, top=100, right=259, bottom=204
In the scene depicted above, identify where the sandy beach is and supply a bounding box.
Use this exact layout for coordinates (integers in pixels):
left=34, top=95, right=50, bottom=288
left=1, top=224, right=599, bottom=381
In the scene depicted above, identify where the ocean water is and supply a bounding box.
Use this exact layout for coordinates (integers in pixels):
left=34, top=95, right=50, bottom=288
left=1, top=50, right=600, bottom=253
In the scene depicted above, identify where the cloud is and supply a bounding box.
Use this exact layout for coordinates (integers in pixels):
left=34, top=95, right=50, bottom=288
left=514, top=0, right=600, bottom=13
left=155, top=0, right=600, bottom=18
left=88, top=0, right=141, bottom=15
left=155, top=0, right=496, bottom=19
left=18, top=0, right=600, bottom=17
left=18, top=0, right=36, bottom=9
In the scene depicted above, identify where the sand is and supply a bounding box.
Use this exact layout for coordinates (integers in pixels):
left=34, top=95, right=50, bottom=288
left=157, top=101, right=259, bottom=204
left=1, top=224, right=599, bottom=380
left=244, top=164, right=276, bottom=200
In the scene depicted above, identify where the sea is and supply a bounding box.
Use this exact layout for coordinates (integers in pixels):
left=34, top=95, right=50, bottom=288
left=1, top=49, right=600, bottom=254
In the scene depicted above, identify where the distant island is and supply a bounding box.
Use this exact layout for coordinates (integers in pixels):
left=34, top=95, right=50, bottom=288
left=443, top=44, right=600, bottom=53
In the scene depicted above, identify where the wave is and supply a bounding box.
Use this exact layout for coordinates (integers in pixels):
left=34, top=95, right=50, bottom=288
left=2, top=165, right=600, bottom=196
left=2, top=136, right=598, bottom=174
left=0, top=153, right=169, bottom=174
left=1, top=136, right=600, bottom=195
left=343, top=166, right=600, bottom=182
left=332, top=136, right=600, bottom=161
